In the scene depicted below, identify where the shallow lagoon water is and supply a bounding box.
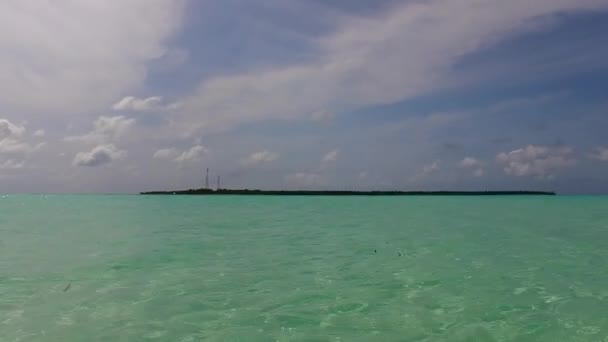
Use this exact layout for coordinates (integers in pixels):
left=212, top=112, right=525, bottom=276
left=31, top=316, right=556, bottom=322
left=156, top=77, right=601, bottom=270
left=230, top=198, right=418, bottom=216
left=1, top=195, right=608, bottom=341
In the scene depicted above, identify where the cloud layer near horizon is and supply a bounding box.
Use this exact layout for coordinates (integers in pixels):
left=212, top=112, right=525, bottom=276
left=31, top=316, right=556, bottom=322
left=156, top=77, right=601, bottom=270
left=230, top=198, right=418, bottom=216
left=1, top=0, right=608, bottom=193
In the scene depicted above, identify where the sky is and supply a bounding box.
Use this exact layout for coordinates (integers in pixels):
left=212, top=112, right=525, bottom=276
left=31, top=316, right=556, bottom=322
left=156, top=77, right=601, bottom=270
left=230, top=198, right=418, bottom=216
left=1, top=0, right=608, bottom=194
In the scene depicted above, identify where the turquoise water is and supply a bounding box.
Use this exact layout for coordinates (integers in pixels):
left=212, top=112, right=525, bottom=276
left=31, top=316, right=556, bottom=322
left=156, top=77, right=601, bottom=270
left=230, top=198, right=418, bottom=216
left=1, top=195, right=608, bottom=341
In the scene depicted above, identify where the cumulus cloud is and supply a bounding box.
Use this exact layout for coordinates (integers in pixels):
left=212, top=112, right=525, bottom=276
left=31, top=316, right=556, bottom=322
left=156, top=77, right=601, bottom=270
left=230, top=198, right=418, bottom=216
left=496, top=145, right=576, bottom=179
left=460, top=157, right=484, bottom=168
left=65, top=116, right=135, bottom=144
left=322, top=149, right=340, bottom=163
left=0, top=139, right=45, bottom=154
left=0, top=1, right=185, bottom=113
left=155, top=145, right=208, bottom=164
left=112, top=96, right=180, bottom=112
left=32, top=129, right=45, bottom=137
left=73, top=144, right=126, bottom=167
left=176, top=0, right=608, bottom=134
left=0, top=119, right=25, bottom=140
left=0, top=159, right=25, bottom=170
left=459, top=157, right=486, bottom=177
left=174, top=145, right=207, bottom=163
left=0, top=118, right=44, bottom=162
left=281, top=150, right=339, bottom=184
left=242, top=150, right=280, bottom=166
left=422, top=160, right=441, bottom=175
left=590, top=146, right=608, bottom=161
left=153, top=148, right=179, bottom=160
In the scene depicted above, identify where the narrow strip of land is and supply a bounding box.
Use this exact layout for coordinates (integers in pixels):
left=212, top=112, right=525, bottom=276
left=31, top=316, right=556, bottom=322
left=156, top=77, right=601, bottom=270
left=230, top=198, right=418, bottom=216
left=140, top=189, right=556, bottom=196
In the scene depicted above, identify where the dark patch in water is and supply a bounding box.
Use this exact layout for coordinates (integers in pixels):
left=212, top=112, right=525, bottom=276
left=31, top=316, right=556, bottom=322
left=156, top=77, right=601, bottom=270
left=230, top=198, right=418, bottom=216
left=63, top=283, right=71, bottom=292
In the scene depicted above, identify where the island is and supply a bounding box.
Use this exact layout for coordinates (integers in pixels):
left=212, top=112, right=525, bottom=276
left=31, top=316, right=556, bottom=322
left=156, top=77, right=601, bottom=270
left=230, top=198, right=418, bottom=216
left=140, top=189, right=556, bottom=196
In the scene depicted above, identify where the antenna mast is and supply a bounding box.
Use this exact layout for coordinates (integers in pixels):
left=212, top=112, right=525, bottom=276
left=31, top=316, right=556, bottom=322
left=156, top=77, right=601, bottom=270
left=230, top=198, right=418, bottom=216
left=205, top=168, right=209, bottom=189
left=217, top=175, right=221, bottom=190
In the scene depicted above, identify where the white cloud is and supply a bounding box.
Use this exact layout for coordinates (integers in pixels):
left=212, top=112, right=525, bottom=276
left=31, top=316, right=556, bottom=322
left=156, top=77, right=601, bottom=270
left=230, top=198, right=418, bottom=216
left=73, top=144, right=126, bottom=167
left=423, top=160, right=441, bottom=175
left=66, top=116, right=135, bottom=144
left=112, top=96, right=181, bottom=112
left=0, top=159, right=25, bottom=170
left=0, top=119, right=25, bottom=140
left=460, top=157, right=484, bottom=168
left=0, top=1, right=185, bottom=113
left=322, top=149, right=340, bottom=163
left=174, top=145, right=207, bottom=163
left=113, top=96, right=162, bottom=111
left=459, top=157, right=486, bottom=177
left=496, top=145, right=576, bottom=179
left=87, top=116, right=135, bottom=139
left=153, top=145, right=208, bottom=163
left=32, top=129, right=45, bottom=137
left=410, top=160, right=442, bottom=182
left=153, top=148, right=179, bottom=160
left=285, top=172, right=323, bottom=187
left=590, top=146, right=608, bottom=161
left=0, top=139, right=45, bottom=154
left=0, top=118, right=44, bottom=158
left=243, top=150, right=280, bottom=166
left=177, top=0, right=608, bottom=134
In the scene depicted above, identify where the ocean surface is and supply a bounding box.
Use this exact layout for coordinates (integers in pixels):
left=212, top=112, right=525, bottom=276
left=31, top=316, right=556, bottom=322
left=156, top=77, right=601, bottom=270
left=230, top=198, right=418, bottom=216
left=1, top=195, right=608, bottom=341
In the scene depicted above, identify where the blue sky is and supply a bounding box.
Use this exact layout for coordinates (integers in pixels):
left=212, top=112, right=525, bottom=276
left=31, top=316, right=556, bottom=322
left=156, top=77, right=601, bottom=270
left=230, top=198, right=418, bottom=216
left=1, top=0, right=608, bottom=194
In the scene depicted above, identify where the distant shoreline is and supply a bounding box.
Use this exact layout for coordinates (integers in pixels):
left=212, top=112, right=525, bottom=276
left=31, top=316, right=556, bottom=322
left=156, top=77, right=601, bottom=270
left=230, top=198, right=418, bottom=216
left=140, top=189, right=556, bottom=196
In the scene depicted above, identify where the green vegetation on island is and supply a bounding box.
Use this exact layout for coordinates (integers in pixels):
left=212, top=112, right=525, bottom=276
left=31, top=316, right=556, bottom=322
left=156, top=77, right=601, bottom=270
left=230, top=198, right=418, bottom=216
left=140, top=189, right=556, bottom=196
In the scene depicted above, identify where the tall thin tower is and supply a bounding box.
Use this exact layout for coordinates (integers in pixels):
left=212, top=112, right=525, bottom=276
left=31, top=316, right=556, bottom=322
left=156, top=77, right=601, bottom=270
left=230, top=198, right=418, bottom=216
left=205, top=168, right=209, bottom=189
left=217, top=175, right=221, bottom=190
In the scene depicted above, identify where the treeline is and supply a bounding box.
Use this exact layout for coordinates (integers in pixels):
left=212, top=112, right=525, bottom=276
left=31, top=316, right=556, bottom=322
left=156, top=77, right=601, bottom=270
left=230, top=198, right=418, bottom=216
left=141, top=189, right=556, bottom=196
